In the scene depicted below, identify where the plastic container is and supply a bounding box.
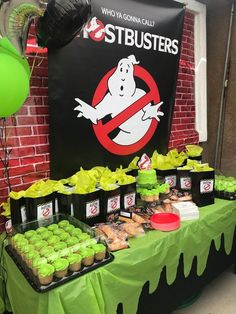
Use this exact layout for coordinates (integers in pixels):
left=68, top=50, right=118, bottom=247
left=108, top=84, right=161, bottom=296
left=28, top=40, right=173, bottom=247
left=6, top=214, right=114, bottom=293
left=151, top=213, right=180, bottom=231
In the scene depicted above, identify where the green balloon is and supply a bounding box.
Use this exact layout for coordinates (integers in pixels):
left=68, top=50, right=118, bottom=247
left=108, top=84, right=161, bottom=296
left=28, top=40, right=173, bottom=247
left=0, top=49, right=30, bottom=118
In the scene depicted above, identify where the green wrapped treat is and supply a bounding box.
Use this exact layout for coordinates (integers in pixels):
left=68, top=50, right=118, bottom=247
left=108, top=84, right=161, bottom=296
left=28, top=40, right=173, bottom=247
left=21, top=244, right=34, bottom=255
left=38, top=264, right=55, bottom=285
left=53, top=229, right=64, bottom=236
left=17, top=239, right=29, bottom=252
left=47, top=224, right=59, bottom=232
left=53, top=242, right=67, bottom=252
left=24, top=230, right=37, bottom=239
left=58, top=220, right=70, bottom=228
left=36, top=227, right=47, bottom=235
left=41, top=231, right=53, bottom=241
left=59, top=248, right=72, bottom=258
left=47, top=236, right=60, bottom=246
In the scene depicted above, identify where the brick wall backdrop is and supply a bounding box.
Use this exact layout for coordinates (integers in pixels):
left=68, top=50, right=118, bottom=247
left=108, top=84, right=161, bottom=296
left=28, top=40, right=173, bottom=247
left=0, top=11, right=198, bottom=204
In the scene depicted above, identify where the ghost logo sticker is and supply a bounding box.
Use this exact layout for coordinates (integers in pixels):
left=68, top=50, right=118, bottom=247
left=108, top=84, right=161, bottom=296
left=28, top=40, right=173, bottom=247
left=74, top=55, right=164, bottom=155
left=85, top=17, right=105, bottom=42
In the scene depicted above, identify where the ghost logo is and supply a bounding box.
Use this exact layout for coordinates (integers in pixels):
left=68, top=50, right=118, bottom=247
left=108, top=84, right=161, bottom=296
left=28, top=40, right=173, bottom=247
left=85, top=17, right=105, bottom=42
left=74, top=55, right=164, bottom=155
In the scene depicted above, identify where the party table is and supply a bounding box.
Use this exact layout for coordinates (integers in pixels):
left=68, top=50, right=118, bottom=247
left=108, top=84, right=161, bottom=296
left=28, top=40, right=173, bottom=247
left=2, top=198, right=236, bottom=314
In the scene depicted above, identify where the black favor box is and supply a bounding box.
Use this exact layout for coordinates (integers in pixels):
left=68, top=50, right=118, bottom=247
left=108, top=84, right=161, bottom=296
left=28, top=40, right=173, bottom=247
left=101, top=187, right=121, bottom=221
left=25, top=193, right=56, bottom=222
left=191, top=171, right=215, bottom=207
left=177, top=169, right=192, bottom=191
left=120, top=182, right=136, bottom=209
left=72, top=190, right=102, bottom=226
left=156, top=169, right=177, bottom=188
left=10, top=197, right=28, bottom=226
left=56, top=193, right=73, bottom=215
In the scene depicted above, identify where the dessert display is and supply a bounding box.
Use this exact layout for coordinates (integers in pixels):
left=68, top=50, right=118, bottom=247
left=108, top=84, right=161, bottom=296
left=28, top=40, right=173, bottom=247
left=215, top=175, right=236, bottom=200
left=6, top=214, right=113, bottom=292
left=137, top=169, right=157, bottom=187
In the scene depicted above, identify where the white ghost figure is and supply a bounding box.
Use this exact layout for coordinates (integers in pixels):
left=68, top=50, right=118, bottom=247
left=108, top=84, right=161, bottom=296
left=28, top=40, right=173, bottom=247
left=74, top=55, right=164, bottom=145
left=85, top=17, right=105, bottom=39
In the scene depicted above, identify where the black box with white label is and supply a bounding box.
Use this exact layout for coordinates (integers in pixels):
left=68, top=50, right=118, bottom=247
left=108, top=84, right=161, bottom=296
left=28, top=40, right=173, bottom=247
left=156, top=169, right=177, bottom=188
left=177, top=169, right=192, bottom=191
left=10, top=197, right=28, bottom=225
left=120, top=182, right=136, bottom=209
left=25, top=193, right=56, bottom=222
left=190, top=171, right=215, bottom=207
left=101, top=186, right=121, bottom=221
left=72, top=190, right=102, bottom=226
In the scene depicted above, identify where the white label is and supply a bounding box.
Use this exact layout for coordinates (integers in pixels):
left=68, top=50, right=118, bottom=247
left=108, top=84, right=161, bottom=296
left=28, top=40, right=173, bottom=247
left=86, top=199, right=100, bottom=218
left=20, top=206, right=27, bottom=223
left=107, top=195, right=120, bottom=213
left=165, top=175, right=177, bottom=187
left=5, top=219, right=12, bottom=234
left=120, top=211, right=132, bottom=218
left=37, top=201, right=53, bottom=220
left=180, top=177, right=192, bottom=190
left=200, top=179, right=214, bottom=194
left=124, top=193, right=136, bottom=209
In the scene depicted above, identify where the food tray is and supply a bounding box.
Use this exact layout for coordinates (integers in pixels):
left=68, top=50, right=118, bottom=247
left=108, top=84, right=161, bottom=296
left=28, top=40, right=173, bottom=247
left=6, top=213, right=114, bottom=293
left=214, top=190, right=236, bottom=201
left=5, top=245, right=114, bottom=293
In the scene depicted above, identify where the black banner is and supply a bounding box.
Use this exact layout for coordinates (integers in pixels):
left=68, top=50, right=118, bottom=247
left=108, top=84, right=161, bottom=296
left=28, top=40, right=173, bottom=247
left=48, top=0, right=185, bottom=179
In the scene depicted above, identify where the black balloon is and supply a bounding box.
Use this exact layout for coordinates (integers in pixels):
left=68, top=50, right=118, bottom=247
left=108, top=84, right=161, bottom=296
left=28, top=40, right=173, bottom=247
left=36, top=0, right=91, bottom=48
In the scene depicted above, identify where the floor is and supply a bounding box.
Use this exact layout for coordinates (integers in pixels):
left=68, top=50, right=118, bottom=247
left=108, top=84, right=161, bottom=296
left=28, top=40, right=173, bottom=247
left=173, top=266, right=236, bottom=314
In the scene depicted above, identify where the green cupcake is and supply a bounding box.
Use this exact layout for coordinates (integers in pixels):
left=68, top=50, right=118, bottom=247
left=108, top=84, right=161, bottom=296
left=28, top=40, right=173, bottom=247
left=67, top=254, right=82, bottom=272
left=53, top=229, right=64, bottom=236
left=26, top=250, right=40, bottom=266
left=16, top=239, right=29, bottom=252
left=36, top=227, right=48, bottom=234
left=53, top=242, right=67, bottom=252
left=91, top=244, right=106, bottom=261
left=47, top=236, right=60, bottom=246
left=78, top=233, right=90, bottom=242
left=34, top=240, right=48, bottom=251
left=80, top=248, right=94, bottom=266
left=40, top=246, right=55, bottom=257
left=71, top=228, right=82, bottom=238
left=46, top=252, right=59, bottom=264
left=41, top=231, right=53, bottom=241
left=58, top=220, right=70, bottom=228
left=21, top=244, right=34, bottom=256
left=38, top=264, right=55, bottom=285
left=47, top=224, right=58, bottom=232
left=52, top=258, right=69, bottom=278
left=29, top=235, right=42, bottom=245
left=32, top=257, right=47, bottom=275
left=59, top=247, right=72, bottom=258
left=58, top=232, right=70, bottom=241
left=24, top=230, right=37, bottom=239
left=67, top=236, right=79, bottom=247
left=64, top=225, right=75, bottom=234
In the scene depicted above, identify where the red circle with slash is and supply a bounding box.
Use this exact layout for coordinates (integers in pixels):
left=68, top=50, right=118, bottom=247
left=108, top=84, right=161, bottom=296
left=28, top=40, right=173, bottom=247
left=92, top=65, right=161, bottom=155
left=88, top=20, right=105, bottom=42
left=42, top=207, right=50, bottom=217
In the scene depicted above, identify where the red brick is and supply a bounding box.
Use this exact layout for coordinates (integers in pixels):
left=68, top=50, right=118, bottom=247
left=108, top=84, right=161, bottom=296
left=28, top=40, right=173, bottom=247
left=17, top=106, right=28, bottom=115
left=30, top=87, right=48, bottom=96
left=42, top=78, right=48, bottom=87
left=10, top=147, right=35, bottom=158
left=21, top=156, right=46, bottom=165
left=8, top=159, right=21, bottom=167
left=32, top=125, right=49, bottom=135
left=35, top=162, right=50, bottom=172
left=43, top=97, right=48, bottom=106
left=9, top=165, right=34, bottom=177
left=29, top=106, right=49, bottom=115
left=20, top=136, right=48, bottom=146
left=35, top=145, right=49, bottom=154
left=17, top=116, right=44, bottom=125
left=30, top=77, right=42, bottom=87
left=32, top=67, right=48, bottom=77
left=22, top=173, right=48, bottom=184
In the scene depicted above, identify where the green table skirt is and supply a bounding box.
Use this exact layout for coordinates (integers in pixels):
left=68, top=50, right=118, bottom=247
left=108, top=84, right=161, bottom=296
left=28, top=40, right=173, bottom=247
left=2, top=198, right=236, bottom=314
